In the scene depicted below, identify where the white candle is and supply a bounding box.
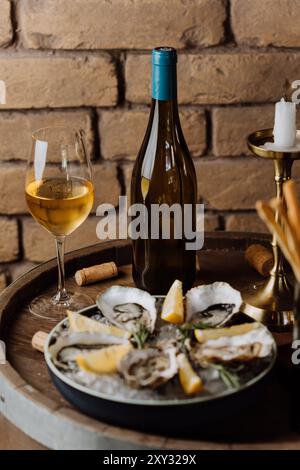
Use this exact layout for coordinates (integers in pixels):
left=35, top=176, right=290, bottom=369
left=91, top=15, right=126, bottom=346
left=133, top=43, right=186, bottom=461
left=273, top=97, right=296, bottom=147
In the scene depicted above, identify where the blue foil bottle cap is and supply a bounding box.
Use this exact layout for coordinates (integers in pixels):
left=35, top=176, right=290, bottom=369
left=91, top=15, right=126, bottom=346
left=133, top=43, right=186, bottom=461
left=152, top=47, right=177, bottom=66
left=152, top=47, right=177, bottom=100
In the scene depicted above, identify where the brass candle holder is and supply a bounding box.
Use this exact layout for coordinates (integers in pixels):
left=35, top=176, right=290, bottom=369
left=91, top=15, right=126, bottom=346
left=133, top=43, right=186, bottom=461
left=241, top=129, right=300, bottom=332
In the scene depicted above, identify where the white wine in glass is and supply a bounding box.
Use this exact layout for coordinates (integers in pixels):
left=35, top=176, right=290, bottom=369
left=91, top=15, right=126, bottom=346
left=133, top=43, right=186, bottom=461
left=25, top=127, right=94, bottom=321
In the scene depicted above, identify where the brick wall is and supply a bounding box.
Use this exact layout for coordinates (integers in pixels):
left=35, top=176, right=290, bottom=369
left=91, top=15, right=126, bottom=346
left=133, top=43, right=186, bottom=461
left=0, top=0, right=300, bottom=289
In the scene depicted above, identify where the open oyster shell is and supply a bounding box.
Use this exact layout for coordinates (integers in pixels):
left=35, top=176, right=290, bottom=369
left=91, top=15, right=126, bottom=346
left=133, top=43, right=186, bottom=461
left=97, top=286, right=157, bottom=333
left=118, top=347, right=178, bottom=389
left=190, top=324, right=273, bottom=365
left=186, top=282, right=242, bottom=327
left=49, top=331, right=128, bottom=369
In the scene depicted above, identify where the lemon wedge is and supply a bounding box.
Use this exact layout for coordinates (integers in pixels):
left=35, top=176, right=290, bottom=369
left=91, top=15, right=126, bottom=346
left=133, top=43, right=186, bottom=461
left=194, top=322, right=258, bottom=343
left=161, top=279, right=184, bottom=324
left=76, top=343, right=132, bottom=374
left=177, top=353, right=203, bottom=395
left=67, top=311, right=130, bottom=339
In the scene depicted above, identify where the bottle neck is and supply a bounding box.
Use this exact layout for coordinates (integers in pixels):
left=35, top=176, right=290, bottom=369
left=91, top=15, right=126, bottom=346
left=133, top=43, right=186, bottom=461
left=150, top=98, right=179, bottom=131
left=152, top=62, right=177, bottom=101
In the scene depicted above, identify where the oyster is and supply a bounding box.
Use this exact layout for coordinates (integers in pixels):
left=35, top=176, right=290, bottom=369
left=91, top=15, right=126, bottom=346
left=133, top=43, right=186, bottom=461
left=97, top=286, right=157, bottom=333
left=186, top=282, right=242, bottom=327
left=118, top=347, right=177, bottom=389
left=190, top=324, right=273, bottom=365
left=49, top=331, right=128, bottom=370
left=59, top=346, right=83, bottom=364
left=152, top=323, right=181, bottom=351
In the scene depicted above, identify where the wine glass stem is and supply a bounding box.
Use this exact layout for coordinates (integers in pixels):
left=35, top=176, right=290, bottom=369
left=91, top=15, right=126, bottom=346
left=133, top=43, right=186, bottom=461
left=54, top=236, right=69, bottom=303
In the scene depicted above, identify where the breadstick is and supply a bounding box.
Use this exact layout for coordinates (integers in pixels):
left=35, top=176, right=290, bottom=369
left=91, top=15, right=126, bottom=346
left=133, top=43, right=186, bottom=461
left=269, top=197, right=300, bottom=266
left=256, top=201, right=300, bottom=282
left=283, top=180, right=300, bottom=245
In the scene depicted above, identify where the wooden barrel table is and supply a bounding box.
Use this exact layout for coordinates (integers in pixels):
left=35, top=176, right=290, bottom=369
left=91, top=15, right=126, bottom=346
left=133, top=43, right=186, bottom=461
left=0, top=232, right=299, bottom=450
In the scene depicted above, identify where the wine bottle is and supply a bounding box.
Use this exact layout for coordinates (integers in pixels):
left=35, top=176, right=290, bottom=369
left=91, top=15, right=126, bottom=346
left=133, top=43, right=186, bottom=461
left=131, top=47, right=197, bottom=294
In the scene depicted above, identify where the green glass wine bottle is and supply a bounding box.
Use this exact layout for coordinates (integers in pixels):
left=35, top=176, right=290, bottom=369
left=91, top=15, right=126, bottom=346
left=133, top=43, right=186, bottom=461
left=131, top=47, right=197, bottom=294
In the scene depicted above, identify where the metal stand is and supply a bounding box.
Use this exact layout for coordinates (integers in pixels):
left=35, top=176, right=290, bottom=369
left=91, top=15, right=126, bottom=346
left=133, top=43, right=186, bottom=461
left=241, top=129, right=300, bottom=332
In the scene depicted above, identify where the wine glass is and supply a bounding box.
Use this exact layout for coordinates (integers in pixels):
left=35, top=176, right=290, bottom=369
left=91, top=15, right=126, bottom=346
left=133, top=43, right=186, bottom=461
left=25, top=126, right=94, bottom=321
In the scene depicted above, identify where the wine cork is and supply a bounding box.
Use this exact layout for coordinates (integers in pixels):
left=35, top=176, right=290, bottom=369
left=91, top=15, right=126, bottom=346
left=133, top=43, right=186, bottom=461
left=245, top=244, right=274, bottom=277
left=32, top=331, right=48, bottom=353
left=75, top=261, right=118, bottom=286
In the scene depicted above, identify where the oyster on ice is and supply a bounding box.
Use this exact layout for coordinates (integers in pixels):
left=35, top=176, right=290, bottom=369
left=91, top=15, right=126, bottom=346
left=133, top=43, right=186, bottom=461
left=118, top=347, right=178, bottom=389
left=186, top=282, right=242, bottom=327
left=190, top=323, right=274, bottom=365
left=97, top=286, right=157, bottom=333
left=49, top=331, right=128, bottom=370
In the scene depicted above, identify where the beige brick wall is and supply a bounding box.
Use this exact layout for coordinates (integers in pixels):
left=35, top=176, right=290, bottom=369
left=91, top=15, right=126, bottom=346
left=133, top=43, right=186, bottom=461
left=19, top=0, right=226, bottom=50
left=0, top=0, right=12, bottom=47
left=0, top=0, right=300, bottom=290
left=126, top=51, right=300, bottom=105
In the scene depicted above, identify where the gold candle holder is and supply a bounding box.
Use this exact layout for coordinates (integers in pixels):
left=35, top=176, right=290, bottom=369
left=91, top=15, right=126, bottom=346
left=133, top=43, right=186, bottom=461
left=241, top=129, right=300, bottom=332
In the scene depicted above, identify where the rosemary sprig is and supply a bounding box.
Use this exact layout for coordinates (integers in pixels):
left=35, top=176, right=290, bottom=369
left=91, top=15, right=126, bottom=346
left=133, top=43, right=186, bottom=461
left=132, top=323, right=150, bottom=349
left=211, top=364, right=244, bottom=389
left=177, top=321, right=212, bottom=342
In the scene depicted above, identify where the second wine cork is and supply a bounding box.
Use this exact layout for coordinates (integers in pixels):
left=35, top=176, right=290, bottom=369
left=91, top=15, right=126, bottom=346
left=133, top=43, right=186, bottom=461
left=75, top=261, right=118, bottom=286
left=32, top=331, right=48, bottom=353
left=245, top=244, right=274, bottom=277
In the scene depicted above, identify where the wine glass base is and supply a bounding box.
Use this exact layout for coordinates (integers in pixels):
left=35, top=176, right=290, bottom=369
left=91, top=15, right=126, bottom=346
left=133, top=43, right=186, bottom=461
left=29, top=291, right=95, bottom=322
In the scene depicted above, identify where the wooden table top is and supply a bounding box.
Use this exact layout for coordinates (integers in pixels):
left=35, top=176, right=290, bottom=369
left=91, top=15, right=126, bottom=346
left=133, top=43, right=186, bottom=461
left=1, top=234, right=300, bottom=449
